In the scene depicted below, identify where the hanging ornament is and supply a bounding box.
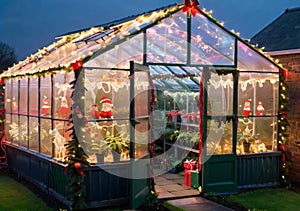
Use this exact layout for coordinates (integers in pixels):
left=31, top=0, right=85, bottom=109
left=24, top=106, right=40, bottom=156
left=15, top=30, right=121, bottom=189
left=242, top=99, right=251, bottom=116
left=167, top=100, right=171, bottom=106
left=256, top=101, right=264, bottom=116
left=41, top=96, right=50, bottom=115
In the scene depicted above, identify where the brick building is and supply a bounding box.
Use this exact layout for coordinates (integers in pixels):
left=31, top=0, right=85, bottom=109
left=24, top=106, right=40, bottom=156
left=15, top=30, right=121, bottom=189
left=251, top=7, right=300, bottom=186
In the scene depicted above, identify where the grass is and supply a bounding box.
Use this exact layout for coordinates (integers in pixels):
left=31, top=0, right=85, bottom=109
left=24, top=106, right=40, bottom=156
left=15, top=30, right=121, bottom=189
left=0, top=171, right=53, bottom=211
left=226, top=188, right=300, bottom=211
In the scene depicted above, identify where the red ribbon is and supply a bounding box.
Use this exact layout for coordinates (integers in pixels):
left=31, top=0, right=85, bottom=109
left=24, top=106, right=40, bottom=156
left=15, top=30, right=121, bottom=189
left=198, top=68, right=204, bottom=172
left=182, top=0, right=200, bottom=17
left=279, top=144, right=286, bottom=165
left=70, top=60, right=83, bottom=71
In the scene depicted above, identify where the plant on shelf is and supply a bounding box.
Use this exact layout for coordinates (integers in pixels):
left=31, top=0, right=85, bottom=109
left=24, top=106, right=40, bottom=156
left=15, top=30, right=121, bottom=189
left=90, top=139, right=109, bottom=163
left=104, top=133, right=129, bottom=162
left=238, top=126, right=255, bottom=153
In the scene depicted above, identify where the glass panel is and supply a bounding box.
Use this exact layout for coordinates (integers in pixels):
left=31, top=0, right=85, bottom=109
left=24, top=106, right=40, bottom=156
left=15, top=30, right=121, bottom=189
left=11, top=115, right=18, bottom=144
left=167, top=66, right=187, bottom=74
left=19, top=116, right=28, bottom=148
left=83, top=34, right=143, bottom=69
left=206, top=119, right=232, bottom=155
left=207, top=72, right=233, bottom=116
left=29, top=117, right=38, bottom=152
left=11, top=80, right=18, bottom=114
left=135, top=118, right=149, bottom=158
left=134, top=70, right=150, bottom=158
left=40, top=76, right=51, bottom=117
left=238, top=41, right=279, bottom=72
left=180, top=78, right=199, bottom=91
left=191, top=13, right=235, bottom=65
left=40, top=119, right=52, bottom=156
left=83, top=68, right=130, bottom=119
left=84, top=119, right=130, bottom=163
left=164, top=79, right=186, bottom=90
left=52, top=121, right=70, bottom=161
left=54, top=72, right=73, bottom=119
left=135, top=71, right=149, bottom=117
left=147, top=12, right=187, bottom=63
left=83, top=68, right=131, bottom=163
left=150, top=66, right=172, bottom=75
left=5, top=114, right=13, bottom=143
left=237, top=117, right=277, bottom=154
left=238, top=73, right=279, bottom=116
left=182, top=66, right=202, bottom=74
left=5, top=79, right=12, bottom=113
left=29, top=78, right=38, bottom=116
left=19, top=78, right=28, bottom=115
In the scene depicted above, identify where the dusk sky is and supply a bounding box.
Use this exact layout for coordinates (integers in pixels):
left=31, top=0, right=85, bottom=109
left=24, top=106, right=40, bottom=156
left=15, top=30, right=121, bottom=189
left=1, top=0, right=300, bottom=61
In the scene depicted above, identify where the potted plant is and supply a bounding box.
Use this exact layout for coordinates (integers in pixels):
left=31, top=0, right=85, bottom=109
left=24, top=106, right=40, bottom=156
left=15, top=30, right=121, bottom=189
left=239, top=135, right=255, bottom=153
left=104, top=133, right=129, bottom=162
left=90, top=139, right=110, bottom=163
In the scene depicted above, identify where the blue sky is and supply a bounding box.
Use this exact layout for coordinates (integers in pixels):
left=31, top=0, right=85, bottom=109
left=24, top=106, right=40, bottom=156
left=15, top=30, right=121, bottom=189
left=1, top=0, right=299, bottom=61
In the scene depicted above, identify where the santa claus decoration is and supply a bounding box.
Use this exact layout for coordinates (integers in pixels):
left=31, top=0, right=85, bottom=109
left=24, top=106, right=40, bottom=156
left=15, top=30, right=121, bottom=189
left=256, top=101, right=265, bottom=116
left=242, top=99, right=251, bottom=116
left=99, top=95, right=113, bottom=119
left=91, top=103, right=100, bottom=119
left=41, top=96, right=50, bottom=115
left=60, top=97, right=68, bottom=116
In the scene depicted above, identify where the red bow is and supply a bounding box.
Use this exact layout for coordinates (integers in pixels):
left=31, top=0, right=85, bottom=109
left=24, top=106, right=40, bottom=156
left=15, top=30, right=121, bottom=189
left=182, top=0, right=200, bottom=17
left=74, top=162, right=84, bottom=176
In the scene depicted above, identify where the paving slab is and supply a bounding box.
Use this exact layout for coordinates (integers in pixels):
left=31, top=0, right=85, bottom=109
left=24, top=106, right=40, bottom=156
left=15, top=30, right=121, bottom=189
left=166, top=197, right=234, bottom=211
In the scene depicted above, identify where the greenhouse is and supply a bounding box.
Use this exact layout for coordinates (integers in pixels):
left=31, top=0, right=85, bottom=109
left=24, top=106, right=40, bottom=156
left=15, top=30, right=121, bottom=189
left=0, top=1, right=286, bottom=209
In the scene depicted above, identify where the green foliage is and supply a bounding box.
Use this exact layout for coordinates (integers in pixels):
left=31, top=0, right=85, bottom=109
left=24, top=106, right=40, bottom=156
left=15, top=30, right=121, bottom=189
left=0, top=41, right=17, bottom=71
left=278, top=76, right=289, bottom=145
left=105, top=133, right=129, bottom=154
left=278, top=75, right=291, bottom=187
left=64, top=70, right=89, bottom=210
left=0, top=171, right=53, bottom=210
left=226, top=188, right=300, bottom=211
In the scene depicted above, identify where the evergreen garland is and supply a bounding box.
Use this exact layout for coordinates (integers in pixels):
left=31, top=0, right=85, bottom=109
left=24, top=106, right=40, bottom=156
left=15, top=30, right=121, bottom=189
left=0, top=78, right=7, bottom=168
left=65, top=67, right=89, bottom=210
left=278, top=74, right=290, bottom=187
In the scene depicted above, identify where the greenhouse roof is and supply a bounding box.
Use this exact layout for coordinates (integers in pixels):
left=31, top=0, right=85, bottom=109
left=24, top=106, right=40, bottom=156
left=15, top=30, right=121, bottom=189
left=1, top=2, right=282, bottom=79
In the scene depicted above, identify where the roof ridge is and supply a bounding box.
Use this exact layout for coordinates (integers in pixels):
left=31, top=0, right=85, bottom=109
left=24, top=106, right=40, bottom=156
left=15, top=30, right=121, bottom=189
left=285, top=6, right=300, bottom=12
left=57, top=3, right=179, bottom=37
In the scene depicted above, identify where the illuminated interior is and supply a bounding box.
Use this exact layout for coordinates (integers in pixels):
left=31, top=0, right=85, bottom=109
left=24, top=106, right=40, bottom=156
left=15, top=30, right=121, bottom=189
left=2, top=3, right=283, bottom=164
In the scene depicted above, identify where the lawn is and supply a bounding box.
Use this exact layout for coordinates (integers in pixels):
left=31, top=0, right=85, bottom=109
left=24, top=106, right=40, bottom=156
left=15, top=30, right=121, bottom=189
left=0, top=171, right=53, bottom=211
left=225, top=188, right=300, bottom=211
